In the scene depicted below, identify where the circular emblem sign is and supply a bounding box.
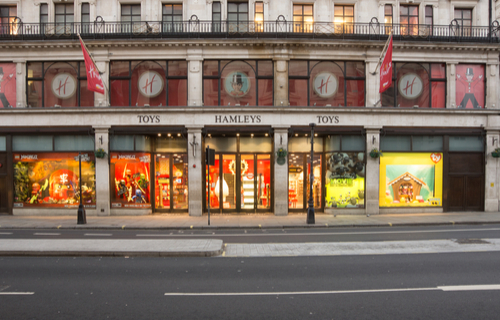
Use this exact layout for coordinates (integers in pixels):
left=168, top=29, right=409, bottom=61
left=398, top=73, right=423, bottom=99
left=51, top=73, right=77, bottom=99
left=224, top=71, right=251, bottom=98
left=313, top=72, right=338, bottom=98
left=138, top=71, right=164, bottom=98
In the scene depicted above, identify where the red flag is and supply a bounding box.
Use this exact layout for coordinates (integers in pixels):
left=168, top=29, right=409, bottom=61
left=379, top=35, right=393, bottom=93
left=79, top=37, right=105, bottom=95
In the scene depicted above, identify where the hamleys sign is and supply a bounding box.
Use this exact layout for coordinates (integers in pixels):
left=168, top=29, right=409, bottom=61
left=313, top=72, right=338, bottom=98
left=51, top=73, right=77, bottom=99
left=138, top=71, right=164, bottom=98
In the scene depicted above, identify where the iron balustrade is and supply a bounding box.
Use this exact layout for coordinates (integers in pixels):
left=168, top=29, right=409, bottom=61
left=0, top=17, right=498, bottom=42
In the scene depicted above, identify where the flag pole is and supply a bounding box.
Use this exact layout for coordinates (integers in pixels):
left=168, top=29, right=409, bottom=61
left=78, top=33, right=110, bottom=95
left=370, top=32, right=392, bottom=76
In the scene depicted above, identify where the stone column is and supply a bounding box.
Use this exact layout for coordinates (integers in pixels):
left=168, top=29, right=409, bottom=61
left=273, top=48, right=289, bottom=107
left=187, top=49, right=203, bottom=107
left=93, top=51, right=109, bottom=107
left=365, top=49, right=380, bottom=107
left=187, top=126, right=203, bottom=216
left=273, top=126, right=289, bottom=216
left=93, top=125, right=111, bottom=216
left=365, top=127, right=381, bottom=215
left=486, top=52, right=498, bottom=109
left=13, top=59, right=26, bottom=108
left=485, top=129, right=499, bottom=211
left=447, top=63, right=457, bottom=108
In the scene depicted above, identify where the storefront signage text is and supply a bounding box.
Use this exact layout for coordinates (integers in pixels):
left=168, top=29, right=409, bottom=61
left=137, top=115, right=161, bottom=124
left=215, top=115, right=262, bottom=124
left=316, top=116, right=340, bottom=124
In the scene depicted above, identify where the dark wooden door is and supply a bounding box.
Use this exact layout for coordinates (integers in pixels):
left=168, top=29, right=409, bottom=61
left=445, top=153, right=484, bottom=211
left=0, top=153, right=7, bottom=214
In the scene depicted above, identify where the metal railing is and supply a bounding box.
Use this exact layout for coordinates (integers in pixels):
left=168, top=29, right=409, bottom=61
left=0, top=16, right=498, bottom=43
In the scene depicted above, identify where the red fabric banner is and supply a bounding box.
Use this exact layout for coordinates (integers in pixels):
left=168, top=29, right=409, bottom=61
left=379, top=35, right=393, bottom=93
left=79, top=38, right=105, bottom=95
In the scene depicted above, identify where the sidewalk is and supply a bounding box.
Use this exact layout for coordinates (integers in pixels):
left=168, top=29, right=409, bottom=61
left=1, top=211, right=500, bottom=229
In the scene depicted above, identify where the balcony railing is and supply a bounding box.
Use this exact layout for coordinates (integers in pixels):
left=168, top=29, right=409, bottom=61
left=0, top=16, right=499, bottom=43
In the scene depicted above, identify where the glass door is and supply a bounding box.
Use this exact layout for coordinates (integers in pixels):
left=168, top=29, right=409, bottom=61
left=206, top=154, right=237, bottom=212
left=240, top=154, right=255, bottom=210
left=289, top=153, right=322, bottom=211
left=154, top=153, right=188, bottom=212
left=256, top=154, right=271, bottom=210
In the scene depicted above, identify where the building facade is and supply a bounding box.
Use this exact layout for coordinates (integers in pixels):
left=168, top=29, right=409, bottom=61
left=0, top=0, right=499, bottom=217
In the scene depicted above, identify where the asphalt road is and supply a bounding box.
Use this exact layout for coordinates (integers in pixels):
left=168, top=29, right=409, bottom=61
left=1, top=252, right=500, bottom=319
left=1, top=224, right=500, bottom=243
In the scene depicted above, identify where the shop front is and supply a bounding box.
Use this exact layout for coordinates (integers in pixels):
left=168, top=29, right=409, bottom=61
left=109, top=131, right=188, bottom=213
left=204, top=131, right=272, bottom=213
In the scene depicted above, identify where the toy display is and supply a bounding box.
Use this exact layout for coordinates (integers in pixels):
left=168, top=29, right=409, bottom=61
left=380, top=152, right=443, bottom=207
left=325, top=152, right=365, bottom=209
left=13, top=152, right=96, bottom=208
left=110, top=152, right=151, bottom=208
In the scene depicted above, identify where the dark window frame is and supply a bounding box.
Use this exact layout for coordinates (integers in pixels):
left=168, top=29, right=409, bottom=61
left=162, top=3, right=183, bottom=33
left=293, top=4, right=313, bottom=33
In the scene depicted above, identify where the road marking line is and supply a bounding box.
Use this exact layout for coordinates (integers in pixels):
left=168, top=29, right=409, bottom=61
left=0, top=292, right=35, bottom=295
left=137, top=228, right=500, bottom=238
left=0, top=232, right=13, bottom=235
left=33, top=233, right=61, bottom=236
left=84, top=233, right=112, bottom=237
left=164, top=284, right=500, bottom=296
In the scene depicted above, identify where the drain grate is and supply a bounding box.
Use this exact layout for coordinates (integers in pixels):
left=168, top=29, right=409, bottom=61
left=455, top=238, right=490, bottom=244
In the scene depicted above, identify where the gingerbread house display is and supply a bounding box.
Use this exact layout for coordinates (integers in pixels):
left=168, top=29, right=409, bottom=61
left=388, top=172, right=427, bottom=204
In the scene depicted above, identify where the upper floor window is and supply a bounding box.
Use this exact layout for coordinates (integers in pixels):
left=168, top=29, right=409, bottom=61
left=110, top=60, right=188, bottom=107
left=400, top=5, right=418, bottom=36
left=456, top=64, right=485, bottom=109
left=289, top=61, right=366, bottom=107
left=203, top=60, right=273, bottom=106
left=163, top=4, right=182, bottom=33
left=27, top=62, right=93, bottom=108
left=0, top=63, right=16, bottom=108
left=228, top=2, right=248, bottom=32
left=454, top=8, right=472, bottom=36
left=55, top=3, right=74, bottom=34
left=81, top=3, right=90, bottom=34
left=212, top=1, right=221, bottom=32
left=293, top=4, right=313, bottom=33
left=255, top=2, right=264, bottom=32
left=121, top=4, right=141, bottom=33
left=334, top=5, right=354, bottom=33
left=381, top=63, right=446, bottom=109
left=0, top=6, right=17, bottom=35
left=425, top=5, right=433, bottom=35
left=40, top=3, right=48, bottom=24
left=384, top=4, right=393, bottom=34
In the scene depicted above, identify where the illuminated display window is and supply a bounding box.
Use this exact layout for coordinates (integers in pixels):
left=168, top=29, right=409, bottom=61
left=455, top=64, right=485, bottom=109
left=110, top=152, right=151, bottom=209
left=289, top=60, right=365, bottom=107
left=13, top=152, right=96, bottom=208
left=203, top=60, right=273, bottom=106
left=381, top=62, right=446, bottom=108
left=380, top=153, right=443, bottom=207
left=110, top=60, right=187, bottom=107
left=27, top=61, right=93, bottom=108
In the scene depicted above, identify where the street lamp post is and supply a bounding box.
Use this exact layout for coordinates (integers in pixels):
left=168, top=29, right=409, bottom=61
left=307, top=123, right=316, bottom=224
left=77, top=152, right=86, bottom=224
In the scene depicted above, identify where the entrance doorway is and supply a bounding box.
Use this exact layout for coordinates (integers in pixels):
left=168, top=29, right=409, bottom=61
left=206, top=153, right=271, bottom=213
left=154, top=153, right=188, bottom=212
left=445, top=152, right=484, bottom=211
left=288, top=153, right=322, bottom=211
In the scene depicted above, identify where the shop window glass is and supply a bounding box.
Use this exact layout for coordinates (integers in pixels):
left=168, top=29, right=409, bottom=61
left=241, top=154, right=255, bottom=209
left=455, top=64, right=485, bottom=109
left=412, top=136, right=443, bottom=151
left=205, top=137, right=237, bottom=152
left=325, top=135, right=341, bottom=152
left=449, top=136, right=484, bottom=152
left=342, top=135, right=364, bottom=151
left=173, top=154, right=188, bottom=209
left=289, top=60, right=365, bottom=107
left=0, top=136, right=5, bottom=151
left=240, top=137, right=272, bottom=152
left=110, top=60, right=187, bottom=107
left=135, top=135, right=152, bottom=152
left=110, top=152, right=151, bottom=208
left=206, top=154, right=220, bottom=208
left=203, top=60, right=273, bottom=106
left=13, top=136, right=53, bottom=151
left=256, top=154, right=271, bottom=209
left=380, top=153, right=443, bottom=207
left=306, top=154, right=322, bottom=208
left=288, top=154, right=304, bottom=209
left=54, top=136, right=94, bottom=151
left=0, top=62, right=16, bottom=108
left=380, top=136, right=411, bottom=151
left=110, top=135, right=134, bottom=151
left=156, top=137, right=187, bottom=153
left=325, top=152, right=365, bottom=209
left=289, top=137, right=323, bottom=152
left=13, top=152, right=96, bottom=208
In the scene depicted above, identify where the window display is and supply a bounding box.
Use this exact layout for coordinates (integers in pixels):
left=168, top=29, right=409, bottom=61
left=455, top=64, right=485, bottom=109
left=154, top=154, right=188, bottom=210
left=0, top=63, right=16, bottom=108
left=13, top=152, right=96, bottom=208
left=110, top=152, right=151, bottom=208
left=325, top=152, right=365, bottom=208
left=380, top=153, right=443, bottom=207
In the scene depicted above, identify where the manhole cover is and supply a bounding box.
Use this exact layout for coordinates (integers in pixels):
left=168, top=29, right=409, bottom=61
left=455, top=238, right=490, bottom=244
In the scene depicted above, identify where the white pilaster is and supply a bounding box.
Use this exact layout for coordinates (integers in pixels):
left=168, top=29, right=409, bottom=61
left=447, top=63, right=456, bottom=108
left=187, top=126, right=203, bottom=216
left=273, top=126, right=289, bottom=216
left=365, top=127, right=381, bottom=215
left=485, top=129, right=499, bottom=211
left=187, top=49, right=203, bottom=107
left=93, top=125, right=110, bottom=216
left=13, top=59, right=26, bottom=108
